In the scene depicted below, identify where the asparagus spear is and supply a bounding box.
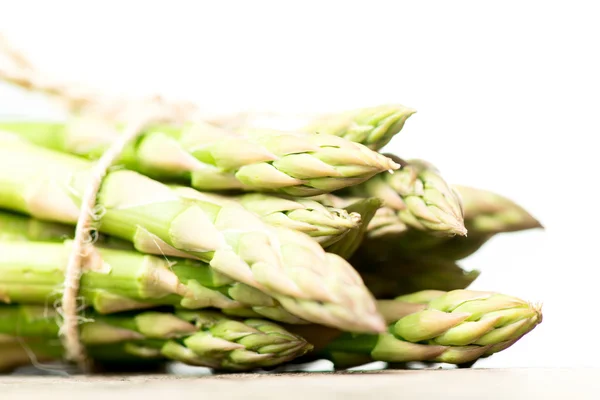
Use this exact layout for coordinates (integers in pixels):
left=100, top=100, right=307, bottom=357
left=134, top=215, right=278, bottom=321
left=208, top=105, right=416, bottom=150
left=294, top=290, right=542, bottom=368
left=0, top=239, right=308, bottom=323
left=171, top=188, right=361, bottom=248
left=325, top=198, right=383, bottom=260
left=347, top=157, right=466, bottom=236
left=423, top=186, right=543, bottom=260
left=0, top=306, right=313, bottom=371
left=0, top=119, right=399, bottom=196
left=0, top=209, right=133, bottom=250
left=348, top=182, right=543, bottom=264
left=0, top=185, right=362, bottom=249
left=302, top=105, right=416, bottom=150
left=0, top=140, right=385, bottom=333
left=365, top=185, right=543, bottom=261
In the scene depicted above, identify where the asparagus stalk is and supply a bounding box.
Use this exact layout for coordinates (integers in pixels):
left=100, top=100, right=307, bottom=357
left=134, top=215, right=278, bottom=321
left=346, top=157, right=466, bottom=236
left=302, top=105, right=416, bottom=150
left=365, top=185, right=543, bottom=261
left=0, top=184, right=362, bottom=249
left=171, top=188, right=361, bottom=248
left=424, top=185, right=543, bottom=260
left=0, top=306, right=313, bottom=371
left=294, top=290, right=542, bottom=368
left=0, top=140, right=385, bottom=333
left=207, top=105, right=416, bottom=150
left=325, top=198, right=383, bottom=260
left=0, top=239, right=309, bottom=323
left=0, top=119, right=399, bottom=196
left=0, top=209, right=133, bottom=250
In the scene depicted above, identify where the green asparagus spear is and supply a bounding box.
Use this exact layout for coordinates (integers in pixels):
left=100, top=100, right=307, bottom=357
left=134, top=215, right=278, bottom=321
left=325, top=198, right=383, bottom=260
left=301, top=105, right=416, bottom=150
left=369, top=185, right=543, bottom=261
left=295, top=290, right=542, bottom=368
left=0, top=209, right=133, bottom=250
left=0, top=119, right=399, bottom=196
left=171, top=188, right=361, bottom=248
left=0, top=306, right=313, bottom=371
left=0, top=139, right=385, bottom=333
left=208, top=105, right=416, bottom=150
left=0, top=239, right=311, bottom=323
left=347, top=157, right=466, bottom=236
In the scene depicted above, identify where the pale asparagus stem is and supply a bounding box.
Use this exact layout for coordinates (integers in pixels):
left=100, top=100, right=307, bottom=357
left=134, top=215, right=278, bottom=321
left=207, top=105, right=417, bottom=150
left=0, top=140, right=385, bottom=333
left=348, top=157, right=466, bottom=236
left=0, top=120, right=399, bottom=196
left=171, top=188, right=361, bottom=247
left=299, top=290, right=542, bottom=368
left=0, top=306, right=313, bottom=371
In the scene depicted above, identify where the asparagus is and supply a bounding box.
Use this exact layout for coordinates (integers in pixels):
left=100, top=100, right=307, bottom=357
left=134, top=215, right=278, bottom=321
left=363, top=206, right=410, bottom=238
left=347, top=157, right=466, bottom=236
left=171, top=188, right=361, bottom=248
left=423, top=186, right=543, bottom=260
left=0, top=306, right=313, bottom=371
left=0, top=183, right=362, bottom=249
left=208, top=105, right=416, bottom=150
left=0, top=140, right=385, bottom=333
left=0, top=119, right=399, bottom=196
left=295, top=290, right=542, bottom=368
left=0, top=209, right=133, bottom=250
left=302, top=105, right=416, bottom=150
left=326, top=198, right=383, bottom=260
left=0, top=239, right=308, bottom=323
left=0, top=209, right=76, bottom=242
left=365, top=185, right=544, bottom=261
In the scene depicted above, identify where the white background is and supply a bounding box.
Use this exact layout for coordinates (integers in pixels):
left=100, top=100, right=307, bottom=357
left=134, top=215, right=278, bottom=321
left=1, top=1, right=598, bottom=368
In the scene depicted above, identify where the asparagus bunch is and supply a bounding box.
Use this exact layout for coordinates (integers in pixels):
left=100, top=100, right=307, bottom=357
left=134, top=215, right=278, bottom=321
left=0, top=139, right=385, bottom=333
left=292, top=289, right=542, bottom=368
left=0, top=82, right=545, bottom=373
left=0, top=119, right=399, bottom=196
left=0, top=306, right=312, bottom=372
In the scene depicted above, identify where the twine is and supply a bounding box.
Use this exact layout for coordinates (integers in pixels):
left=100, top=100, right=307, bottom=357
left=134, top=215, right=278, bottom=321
left=60, top=112, right=158, bottom=371
left=0, top=33, right=196, bottom=371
